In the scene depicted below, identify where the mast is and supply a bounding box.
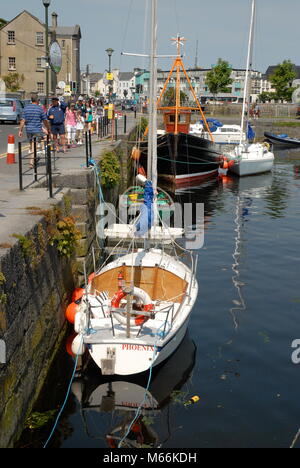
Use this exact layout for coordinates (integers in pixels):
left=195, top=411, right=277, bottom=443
left=194, top=39, right=199, bottom=69
left=240, top=0, right=255, bottom=145
left=148, top=0, right=158, bottom=195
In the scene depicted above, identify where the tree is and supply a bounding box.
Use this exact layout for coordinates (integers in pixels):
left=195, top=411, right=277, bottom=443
left=205, top=58, right=233, bottom=100
left=258, top=91, right=276, bottom=103
left=2, top=73, right=25, bottom=92
left=0, top=18, right=7, bottom=29
left=270, top=60, right=296, bottom=102
left=162, top=87, right=188, bottom=106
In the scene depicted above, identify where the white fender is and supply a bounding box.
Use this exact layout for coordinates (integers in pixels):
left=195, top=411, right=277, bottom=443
left=71, top=333, right=86, bottom=356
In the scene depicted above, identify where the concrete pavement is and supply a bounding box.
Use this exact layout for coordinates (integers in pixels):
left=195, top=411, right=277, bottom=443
left=0, top=113, right=137, bottom=245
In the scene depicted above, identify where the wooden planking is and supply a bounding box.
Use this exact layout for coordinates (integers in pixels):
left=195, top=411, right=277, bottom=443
left=91, top=265, right=187, bottom=303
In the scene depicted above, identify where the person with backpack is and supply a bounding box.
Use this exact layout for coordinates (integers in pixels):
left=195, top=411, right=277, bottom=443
left=47, top=97, right=67, bottom=153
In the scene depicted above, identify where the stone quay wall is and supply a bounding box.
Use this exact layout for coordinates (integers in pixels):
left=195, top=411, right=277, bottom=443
left=0, top=138, right=130, bottom=447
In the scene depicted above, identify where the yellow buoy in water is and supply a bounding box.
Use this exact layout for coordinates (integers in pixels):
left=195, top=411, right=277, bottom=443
left=184, top=395, right=200, bottom=406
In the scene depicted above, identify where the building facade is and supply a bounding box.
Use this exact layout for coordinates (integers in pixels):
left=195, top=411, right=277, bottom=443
left=0, top=10, right=81, bottom=98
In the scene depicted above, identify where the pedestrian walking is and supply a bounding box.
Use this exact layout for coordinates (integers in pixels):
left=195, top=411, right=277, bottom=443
left=85, top=101, right=93, bottom=133
left=47, top=97, right=67, bottom=153
left=254, top=104, right=260, bottom=119
left=18, top=93, right=50, bottom=168
left=65, top=103, right=77, bottom=148
left=76, top=110, right=85, bottom=145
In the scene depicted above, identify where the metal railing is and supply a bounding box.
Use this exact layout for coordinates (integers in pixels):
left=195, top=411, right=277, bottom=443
left=18, top=131, right=94, bottom=198
left=18, top=136, right=56, bottom=198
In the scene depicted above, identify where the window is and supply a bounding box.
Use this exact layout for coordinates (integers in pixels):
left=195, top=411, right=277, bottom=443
left=37, top=57, right=42, bottom=69
left=36, top=32, right=44, bottom=46
left=62, top=40, right=65, bottom=48
left=7, top=31, right=15, bottom=44
left=8, top=57, right=16, bottom=70
left=37, top=82, right=44, bottom=93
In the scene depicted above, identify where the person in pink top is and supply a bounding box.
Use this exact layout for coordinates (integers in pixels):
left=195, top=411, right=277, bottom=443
left=65, top=103, right=77, bottom=148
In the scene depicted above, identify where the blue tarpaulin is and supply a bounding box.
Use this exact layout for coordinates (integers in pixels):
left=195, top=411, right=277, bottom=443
left=247, top=122, right=255, bottom=141
left=135, top=181, right=154, bottom=236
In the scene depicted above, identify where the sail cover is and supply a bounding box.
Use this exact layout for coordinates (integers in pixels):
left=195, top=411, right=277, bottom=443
left=135, top=180, right=154, bottom=236
left=247, top=122, right=255, bottom=141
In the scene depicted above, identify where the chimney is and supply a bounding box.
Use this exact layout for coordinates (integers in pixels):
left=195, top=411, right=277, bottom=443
left=52, top=12, right=58, bottom=29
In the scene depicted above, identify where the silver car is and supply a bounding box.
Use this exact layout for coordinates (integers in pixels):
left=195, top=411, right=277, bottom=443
left=0, top=98, right=24, bottom=124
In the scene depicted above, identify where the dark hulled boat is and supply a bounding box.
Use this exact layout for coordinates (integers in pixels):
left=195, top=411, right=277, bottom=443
left=136, top=35, right=223, bottom=190
left=264, top=131, right=300, bottom=149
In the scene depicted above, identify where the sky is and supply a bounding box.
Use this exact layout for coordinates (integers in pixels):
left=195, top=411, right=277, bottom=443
left=1, top=0, right=299, bottom=75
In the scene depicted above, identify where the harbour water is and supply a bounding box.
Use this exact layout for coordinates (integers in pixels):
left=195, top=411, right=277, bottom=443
left=17, top=148, right=300, bottom=448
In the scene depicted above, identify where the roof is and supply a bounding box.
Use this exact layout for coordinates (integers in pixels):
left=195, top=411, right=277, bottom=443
left=50, top=25, right=81, bottom=38
left=89, top=73, right=103, bottom=83
left=0, top=10, right=81, bottom=38
left=119, top=72, right=134, bottom=81
left=0, top=10, right=45, bottom=30
left=265, top=64, right=300, bottom=80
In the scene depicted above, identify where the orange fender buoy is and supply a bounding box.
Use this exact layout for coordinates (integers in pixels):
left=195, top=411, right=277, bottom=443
left=131, top=146, right=141, bottom=161
left=138, top=166, right=147, bottom=177
left=72, top=287, right=85, bottom=302
left=65, top=302, right=79, bottom=324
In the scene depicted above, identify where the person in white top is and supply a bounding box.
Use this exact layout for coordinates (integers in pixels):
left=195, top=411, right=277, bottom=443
left=76, top=109, right=85, bottom=145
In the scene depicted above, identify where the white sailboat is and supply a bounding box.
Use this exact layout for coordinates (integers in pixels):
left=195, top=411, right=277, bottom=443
left=68, top=0, right=198, bottom=376
left=226, top=0, right=274, bottom=176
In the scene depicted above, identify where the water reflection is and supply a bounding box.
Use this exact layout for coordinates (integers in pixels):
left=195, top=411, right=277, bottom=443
left=228, top=175, right=273, bottom=329
left=71, top=332, right=196, bottom=448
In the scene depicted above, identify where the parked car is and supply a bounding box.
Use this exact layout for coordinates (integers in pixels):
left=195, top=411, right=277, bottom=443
left=296, top=104, right=300, bottom=117
left=121, top=99, right=136, bottom=111
left=0, top=98, right=24, bottom=124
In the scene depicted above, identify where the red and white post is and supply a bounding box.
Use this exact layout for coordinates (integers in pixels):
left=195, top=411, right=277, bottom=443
left=6, top=135, right=16, bottom=164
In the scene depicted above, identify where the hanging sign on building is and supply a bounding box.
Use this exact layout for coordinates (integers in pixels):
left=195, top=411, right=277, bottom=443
left=49, top=41, right=62, bottom=74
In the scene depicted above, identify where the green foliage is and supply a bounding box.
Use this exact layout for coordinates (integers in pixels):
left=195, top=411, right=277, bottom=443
left=162, top=88, right=188, bottom=106
left=12, top=233, right=37, bottom=265
left=170, top=389, right=189, bottom=405
left=0, top=18, right=7, bottom=29
left=205, top=59, right=233, bottom=97
left=2, top=72, right=25, bottom=92
left=63, top=194, right=72, bottom=216
left=270, top=60, right=296, bottom=101
left=13, top=205, right=80, bottom=262
left=25, top=410, right=57, bottom=430
left=258, top=91, right=276, bottom=103
left=129, top=117, right=148, bottom=142
left=49, top=216, right=81, bottom=258
left=99, top=150, right=121, bottom=188
left=0, top=272, right=6, bottom=285
left=0, top=272, right=7, bottom=305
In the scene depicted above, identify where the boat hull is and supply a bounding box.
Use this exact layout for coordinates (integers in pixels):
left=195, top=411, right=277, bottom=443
left=87, top=317, right=190, bottom=376
left=229, top=157, right=274, bottom=176
left=264, top=131, right=300, bottom=149
left=140, top=132, right=222, bottom=188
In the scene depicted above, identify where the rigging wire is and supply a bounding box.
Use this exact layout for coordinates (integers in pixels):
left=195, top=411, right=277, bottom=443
left=42, top=336, right=83, bottom=448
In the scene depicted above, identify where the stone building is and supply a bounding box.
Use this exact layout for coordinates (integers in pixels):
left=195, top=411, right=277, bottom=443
left=0, top=10, right=81, bottom=98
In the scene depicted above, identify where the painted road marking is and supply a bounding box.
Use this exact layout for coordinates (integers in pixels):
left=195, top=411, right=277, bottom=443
left=0, top=144, right=29, bottom=159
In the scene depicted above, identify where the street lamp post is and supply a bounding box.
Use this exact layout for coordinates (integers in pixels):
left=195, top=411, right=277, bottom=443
left=42, top=0, right=51, bottom=107
left=105, top=48, right=114, bottom=102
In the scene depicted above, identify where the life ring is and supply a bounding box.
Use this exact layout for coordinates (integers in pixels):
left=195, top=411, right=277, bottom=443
left=111, top=286, right=154, bottom=327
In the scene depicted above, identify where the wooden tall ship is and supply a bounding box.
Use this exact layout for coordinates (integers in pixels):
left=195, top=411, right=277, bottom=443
left=138, top=35, right=223, bottom=189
